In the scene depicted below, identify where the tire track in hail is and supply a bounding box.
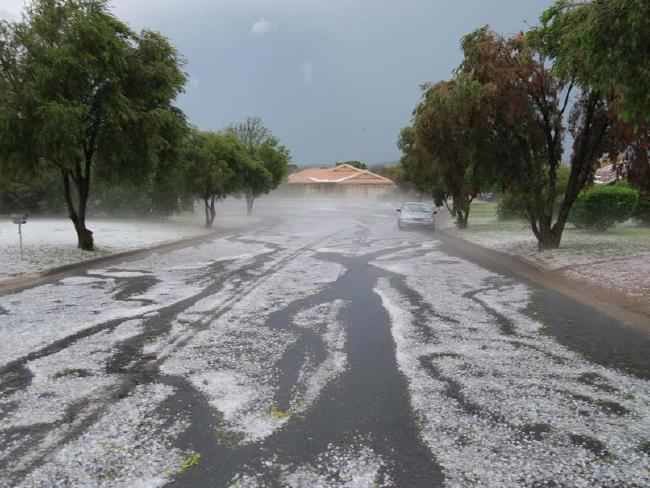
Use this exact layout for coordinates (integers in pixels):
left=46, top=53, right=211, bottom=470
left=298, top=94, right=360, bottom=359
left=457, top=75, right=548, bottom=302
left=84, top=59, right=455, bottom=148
left=2, top=227, right=350, bottom=485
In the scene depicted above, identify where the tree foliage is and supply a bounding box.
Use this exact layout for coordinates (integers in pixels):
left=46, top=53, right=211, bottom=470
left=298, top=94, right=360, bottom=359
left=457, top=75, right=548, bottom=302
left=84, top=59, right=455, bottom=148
left=412, top=75, right=496, bottom=228
left=497, top=166, right=571, bottom=221
left=397, top=126, right=447, bottom=207
left=227, top=117, right=290, bottom=215
left=0, top=167, right=64, bottom=214
left=536, top=1, right=650, bottom=225
left=459, top=26, right=615, bottom=249
left=182, top=129, right=251, bottom=227
left=398, top=127, right=430, bottom=193
left=0, top=0, right=187, bottom=249
left=400, top=18, right=634, bottom=247
left=538, top=0, right=650, bottom=124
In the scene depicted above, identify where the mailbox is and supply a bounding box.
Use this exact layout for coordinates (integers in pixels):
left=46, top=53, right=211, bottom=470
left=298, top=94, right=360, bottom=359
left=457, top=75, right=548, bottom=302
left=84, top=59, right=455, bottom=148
left=11, top=214, right=28, bottom=259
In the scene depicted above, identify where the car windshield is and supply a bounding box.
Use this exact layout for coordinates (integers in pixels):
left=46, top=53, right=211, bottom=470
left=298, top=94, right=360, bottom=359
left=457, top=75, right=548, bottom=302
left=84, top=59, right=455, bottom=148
left=403, top=203, right=432, bottom=213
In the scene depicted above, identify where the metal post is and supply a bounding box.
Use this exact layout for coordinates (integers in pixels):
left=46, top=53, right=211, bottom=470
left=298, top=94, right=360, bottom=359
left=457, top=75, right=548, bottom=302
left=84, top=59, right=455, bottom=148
left=18, top=223, right=23, bottom=260
left=11, top=215, right=27, bottom=259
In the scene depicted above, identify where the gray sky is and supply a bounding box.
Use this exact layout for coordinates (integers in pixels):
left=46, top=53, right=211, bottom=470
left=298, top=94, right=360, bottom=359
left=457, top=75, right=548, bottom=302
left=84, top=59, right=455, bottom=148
left=1, top=0, right=552, bottom=165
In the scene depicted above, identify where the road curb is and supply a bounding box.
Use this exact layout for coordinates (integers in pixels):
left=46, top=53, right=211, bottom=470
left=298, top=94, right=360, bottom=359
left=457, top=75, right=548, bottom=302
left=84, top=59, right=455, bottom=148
left=438, top=228, right=546, bottom=273
left=0, top=230, right=222, bottom=296
left=438, top=229, right=650, bottom=334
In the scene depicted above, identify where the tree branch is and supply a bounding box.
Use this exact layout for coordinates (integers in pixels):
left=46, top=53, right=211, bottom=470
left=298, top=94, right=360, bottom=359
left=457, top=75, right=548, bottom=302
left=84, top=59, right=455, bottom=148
left=560, top=80, right=575, bottom=116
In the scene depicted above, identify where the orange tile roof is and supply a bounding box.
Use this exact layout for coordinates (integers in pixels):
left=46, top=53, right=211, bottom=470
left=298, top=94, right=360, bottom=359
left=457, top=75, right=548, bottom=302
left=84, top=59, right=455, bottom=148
left=288, top=164, right=395, bottom=186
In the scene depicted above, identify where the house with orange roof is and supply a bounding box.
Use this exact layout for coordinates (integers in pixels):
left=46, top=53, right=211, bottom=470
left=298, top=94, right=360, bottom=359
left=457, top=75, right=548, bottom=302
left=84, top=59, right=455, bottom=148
left=287, top=164, right=395, bottom=197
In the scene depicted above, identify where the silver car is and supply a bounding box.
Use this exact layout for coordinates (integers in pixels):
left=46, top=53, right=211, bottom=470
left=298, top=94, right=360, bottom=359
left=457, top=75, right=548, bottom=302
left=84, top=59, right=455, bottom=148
left=397, top=202, right=437, bottom=230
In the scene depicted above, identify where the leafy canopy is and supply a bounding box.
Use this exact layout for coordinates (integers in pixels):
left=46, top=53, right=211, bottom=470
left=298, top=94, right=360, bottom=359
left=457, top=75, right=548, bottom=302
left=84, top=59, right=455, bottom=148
left=536, top=0, right=650, bottom=124
left=413, top=74, right=497, bottom=226
left=0, top=0, right=187, bottom=248
left=183, top=130, right=248, bottom=200
left=227, top=117, right=290, bottom=199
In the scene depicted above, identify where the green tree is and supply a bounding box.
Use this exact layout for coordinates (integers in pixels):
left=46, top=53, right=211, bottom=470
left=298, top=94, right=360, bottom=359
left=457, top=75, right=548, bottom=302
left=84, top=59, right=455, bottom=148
left=539, top=0, right=650, bottom=124
left=398, top=127, right=434, bottom=198
left=147, top=108, right=192, bottom=216
left=398, top=126, right=449, bottom=207
left=239, top=160, right=273, bottom=216
left=182, top=130, right=249, bottom=227
left=92, top=115, right=190, bottom=218
left=0, top=0, right=187, bottom=250
left=460, top=27, right=615, bottom=249
left=227, top=117, right=290, bottom=215
left=537, top=1, right=650, bottom=220
left=498, top=165, right=571, bottom=221
left=413, top=75, right=496, bottom=228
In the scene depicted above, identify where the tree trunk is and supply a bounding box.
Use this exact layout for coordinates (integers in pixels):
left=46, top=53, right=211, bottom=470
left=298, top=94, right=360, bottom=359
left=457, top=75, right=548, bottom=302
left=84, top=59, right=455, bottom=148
left=628, top=143, right=650, bottom=193
left=62, top=170, right=94, bottom=251
left=203, top=196, right=217, bottom=228
left=533, top=90, right=608, bottom=252
left=534, top=218, right=563, bottom=251
left=203, top=198, right=210, bottom=227
left=453, top=195, right=471, bottom=229
left=210, top=196, right=217, bottom=226
left=246, top=193, right=255, bottom=216
left=536, top=229, right=562, bottom=251
left=455, top=210, right=469, bottom=229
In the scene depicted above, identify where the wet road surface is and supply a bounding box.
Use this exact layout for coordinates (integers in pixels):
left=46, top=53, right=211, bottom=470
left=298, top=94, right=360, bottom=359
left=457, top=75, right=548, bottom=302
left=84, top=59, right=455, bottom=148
left=1, top=202, right=649, bottom=487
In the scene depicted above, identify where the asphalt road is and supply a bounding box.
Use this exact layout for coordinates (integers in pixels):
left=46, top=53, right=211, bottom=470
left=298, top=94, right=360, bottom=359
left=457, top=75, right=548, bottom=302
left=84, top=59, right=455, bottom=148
left=1, top=201, right=648, bottom=488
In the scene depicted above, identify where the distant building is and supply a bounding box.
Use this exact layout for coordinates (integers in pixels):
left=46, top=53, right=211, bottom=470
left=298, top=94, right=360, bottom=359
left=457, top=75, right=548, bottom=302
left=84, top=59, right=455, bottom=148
left=287, top=164, right=396, bottom=197
left=594, top=164, right=619, bottom=185
left=595, top=154, right=627, bottom=185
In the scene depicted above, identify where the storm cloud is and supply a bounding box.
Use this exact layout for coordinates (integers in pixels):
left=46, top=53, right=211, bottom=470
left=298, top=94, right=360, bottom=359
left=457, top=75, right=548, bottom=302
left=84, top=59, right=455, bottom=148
left=2, top=0, right=552, bottom=165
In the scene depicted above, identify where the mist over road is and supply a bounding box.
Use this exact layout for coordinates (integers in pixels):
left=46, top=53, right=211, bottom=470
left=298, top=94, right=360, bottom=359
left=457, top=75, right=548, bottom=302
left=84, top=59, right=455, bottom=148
left=1, top=199, right=648, bottom=488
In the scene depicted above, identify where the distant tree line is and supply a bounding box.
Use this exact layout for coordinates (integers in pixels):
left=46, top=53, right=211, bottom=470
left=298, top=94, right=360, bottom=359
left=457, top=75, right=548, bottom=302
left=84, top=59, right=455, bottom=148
left=399, top=0, right=650, bottom=250
left=0, top=1, right=289, bottom=250
left=336, top=161, right=368, bottom=170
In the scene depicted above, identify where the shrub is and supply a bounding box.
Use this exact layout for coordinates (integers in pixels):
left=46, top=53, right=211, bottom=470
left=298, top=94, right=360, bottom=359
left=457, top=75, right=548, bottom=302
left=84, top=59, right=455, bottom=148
left=498, top=166, right=571, bottom=222
left=570, top=184, right=639, bottom=231
left=497, top=192, right=525, bottom=221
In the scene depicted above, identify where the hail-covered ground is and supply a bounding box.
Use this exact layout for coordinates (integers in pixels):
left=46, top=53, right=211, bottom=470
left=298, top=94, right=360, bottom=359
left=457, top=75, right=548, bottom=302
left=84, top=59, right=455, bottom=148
left=0, top=214, right=255, bottom=282
left=0, top=198, right=648, bottom=488
left=446, top=204, right=650, bottom=300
